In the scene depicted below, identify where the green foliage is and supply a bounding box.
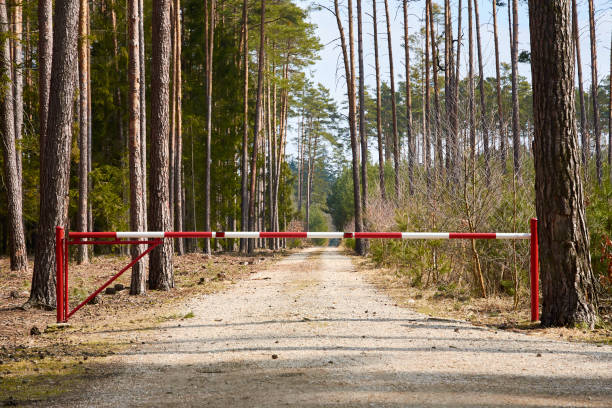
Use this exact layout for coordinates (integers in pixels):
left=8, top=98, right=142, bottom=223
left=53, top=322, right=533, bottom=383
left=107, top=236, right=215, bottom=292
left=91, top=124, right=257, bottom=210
left=88, top=165, right=129, bottom=232
left=585, top=175, right=612, bottom=281
left=308, top=206, right=329, bottom=246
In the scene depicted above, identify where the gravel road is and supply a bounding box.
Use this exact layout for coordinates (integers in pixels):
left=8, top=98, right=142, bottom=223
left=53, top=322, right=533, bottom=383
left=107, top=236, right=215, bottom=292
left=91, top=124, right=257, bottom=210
left=59, top=247, right=611, bottom=407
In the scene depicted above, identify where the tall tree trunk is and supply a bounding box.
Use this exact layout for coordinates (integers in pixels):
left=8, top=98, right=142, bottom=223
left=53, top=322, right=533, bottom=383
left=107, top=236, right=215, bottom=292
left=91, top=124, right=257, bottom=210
left=404, top=0, right=413, bottom=193
left=38, top=0, right=52, bottom=171
left=13, top=0, right=23, bottom=182
left=374, top=0, right=385, bottom=200
left=77, top=0, right=89, bottom=264
left=444, top=0, right=454, bottom=174
left=468, top=0, right=475, bottom=163
left=424, top=2, right=431, bottom=174
left=149, top=0, right=174, bottom=290
left=139, top=0, right=148, bottom=235
left=30, top=0, right=79, bottom=306
left=587, top=0, right=601, bottom=185
left=128, top=0, right=146, bottom=294
left=110, top=0, right=126, bottom=198
left=510, top=0, right=520, bottom=177
left=356, top=0, right=368, bottom=252
left=454, top=0, right=462, bottom=173
left=203, top=0, right=215, bottom=253
left=169, top=0, right=176, bottom=230
left=383, top=0, right=399, bottom=197
left=473, top=0, right=489, bottom=181
left=87, top=7, right=93, bottom=234
left=428, top=0, right=442, bottom=175
left=334, top=0, right=363, bottom=254
left=0, top=0, right=27, bottom=272
left=493, top=0, right=505, bottom=169
left=239, top=0, right=248, bottom=252
left=273, top=61, right=288, bottom=244
left=248, top=0, right=265, bottom=254
left=571, top=0, right=588, bottom=168
left=348, top=0, right=364, bottom=253
left=174, top=0, right=184, bottom=254
left=528, top=0, right=598, bottom=328
left=609, top=33, right=612, bottom=179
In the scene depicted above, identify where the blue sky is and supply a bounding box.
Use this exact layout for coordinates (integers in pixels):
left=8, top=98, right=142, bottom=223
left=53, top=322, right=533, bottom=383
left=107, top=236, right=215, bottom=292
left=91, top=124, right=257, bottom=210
left=298, top=0, right=611, bottom=109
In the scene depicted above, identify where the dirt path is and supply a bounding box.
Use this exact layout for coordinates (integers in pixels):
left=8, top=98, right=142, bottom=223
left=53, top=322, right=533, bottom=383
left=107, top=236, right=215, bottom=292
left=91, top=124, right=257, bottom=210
left=51, top=247, right=611, bottom=407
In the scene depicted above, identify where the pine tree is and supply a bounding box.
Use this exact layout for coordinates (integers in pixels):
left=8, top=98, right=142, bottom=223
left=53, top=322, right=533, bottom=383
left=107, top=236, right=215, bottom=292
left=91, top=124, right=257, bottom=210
left=30, top=0, right=80, bottom=306
left=149, top=0, right=174, bottom=289
left=528, top=0, right=598, bottom=327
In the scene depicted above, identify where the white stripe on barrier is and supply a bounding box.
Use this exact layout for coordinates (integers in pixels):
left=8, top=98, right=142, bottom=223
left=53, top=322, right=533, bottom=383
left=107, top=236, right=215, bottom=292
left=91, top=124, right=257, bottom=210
left=223, top=231, right=260, bottom=238
left=402, top=232, right=450, bottom=239
left=117, top=231, right=165, bottom=238
left=495, top=233, right=531, bottom=239
left=307, top=232, right=345, bottom=239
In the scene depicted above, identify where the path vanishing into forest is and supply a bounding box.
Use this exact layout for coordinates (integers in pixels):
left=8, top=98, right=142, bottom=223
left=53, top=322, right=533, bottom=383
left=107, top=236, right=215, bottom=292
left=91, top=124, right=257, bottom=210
left=50, top=247, right=611, bottom=407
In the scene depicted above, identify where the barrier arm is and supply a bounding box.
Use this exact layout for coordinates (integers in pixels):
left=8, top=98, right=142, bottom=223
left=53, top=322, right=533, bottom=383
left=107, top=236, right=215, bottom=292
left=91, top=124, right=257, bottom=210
left=56, top=222, right=540, bottom=323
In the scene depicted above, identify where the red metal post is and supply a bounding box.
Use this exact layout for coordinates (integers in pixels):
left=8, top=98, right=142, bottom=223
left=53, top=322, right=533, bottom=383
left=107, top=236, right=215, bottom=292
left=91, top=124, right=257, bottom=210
left=64, top=236, right=69, bottom=320
left=530, top=218, right=539, bottom=322
left=55, top=227, right=64, bottom=323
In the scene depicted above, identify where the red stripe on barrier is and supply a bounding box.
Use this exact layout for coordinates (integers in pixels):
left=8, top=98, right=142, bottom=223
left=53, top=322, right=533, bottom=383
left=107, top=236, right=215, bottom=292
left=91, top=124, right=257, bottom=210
left=354, top=232, right=403, bottom=239
left=69, top=232, right=116, bottom=238
left=260, top=232, right=308, bottom=238
left=164, top=231, right=213, bottom=238
left=67, top=240, right=161, bottom=245
left=449, top=233, right=496, bottom=239
left=343, top=232, right=353, bottom=238
left=215, top=232, right=225, bottom=238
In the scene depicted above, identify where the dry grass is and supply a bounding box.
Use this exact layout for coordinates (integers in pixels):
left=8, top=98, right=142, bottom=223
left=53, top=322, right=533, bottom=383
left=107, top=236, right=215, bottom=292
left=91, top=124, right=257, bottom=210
left=351, top=251, right=612, bottom=346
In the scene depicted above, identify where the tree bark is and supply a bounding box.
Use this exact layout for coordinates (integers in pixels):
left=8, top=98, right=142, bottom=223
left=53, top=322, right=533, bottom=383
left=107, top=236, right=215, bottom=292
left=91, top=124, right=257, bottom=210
left=444, top=0, right=454, bottom=174
left=571, top=0, right=588, bottom=169
left=528, top=0, right=598, bottom=327
left=428, top=0, right=442, bottom=175
left=248, top=0, right=265, bottom=254
left=149, top=0, right=174, bottom=290
left=139, top=0, right=148, bottom=236
left=374, top=0, right=385, bottom=200
left=334, top=0, right=363, bottom=254
left=424, top=2, right=431, bottom=173
left=169, top=0, right=176, bottom=230
left=468, top=0, right=475, bottom=164
left=30, top=0, right=79, bottom=306
left=587, top=0, right=601, bottom=185
left=356, top=0, right=368, bottom=252
left=493, top=0, right=505, bottom=169
left=510, top=0, right=520, bottom=177
left=348, top=0, right=364, bottom=253
left=204, top=0, right=215, bottom=253
left=38, top=0, right=53, bottom=171
left=473, top=0, right=489, bottom=181
left=609, top=32, right=612, bottom=179
left=454, top=0, right=462, bottom=173
left=383, top=0, right=399, bottom=197
left=404, top=0, right=413, bottom=193
left=13, top=0, right=23, bottom=182
left=240, top=0, right=249, bottom=253
left=128, top=0, right=146, bottom=294
left=77, top=0, right=89, bottom=264
left=174, top=0, right=184, bottom=254
left=0, top=0, right=27, bottom=272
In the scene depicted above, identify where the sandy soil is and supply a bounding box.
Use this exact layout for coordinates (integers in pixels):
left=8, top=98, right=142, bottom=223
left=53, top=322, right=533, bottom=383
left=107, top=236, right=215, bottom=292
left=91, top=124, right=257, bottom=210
left=45, top=247, right=612, bottom=407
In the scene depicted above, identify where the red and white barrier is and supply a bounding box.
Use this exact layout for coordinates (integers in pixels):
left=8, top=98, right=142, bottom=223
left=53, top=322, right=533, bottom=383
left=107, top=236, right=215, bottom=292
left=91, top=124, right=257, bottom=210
left=55, top=218, right=540, bottom=323
left=68, top=231, right=532, bottom=240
